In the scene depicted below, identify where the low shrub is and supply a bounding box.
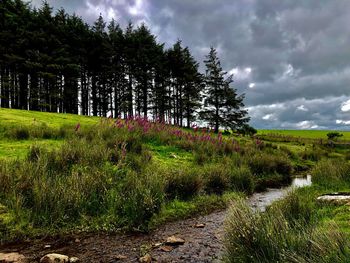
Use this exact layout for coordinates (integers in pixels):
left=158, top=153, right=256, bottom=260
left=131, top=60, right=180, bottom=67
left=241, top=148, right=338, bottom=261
left=202, top=164, right=230, bottom=195
left=247, top=153, right=292, bottom=177
left=5, top=123, right=65, bottom=140
left=43, top=139, right=112, bottom=171
left=229, top=166, right=255, bottom=194
left=113, top=169, right=165, bottom=231
left=8, top=126, right=29, bottom=140
left=164, top=167, right=203, bottom=200
left=300, top=148, right=326, bottom=162
left=193, top=149, right=211, bottom=165
left=279, top=146, right=298, bottom=159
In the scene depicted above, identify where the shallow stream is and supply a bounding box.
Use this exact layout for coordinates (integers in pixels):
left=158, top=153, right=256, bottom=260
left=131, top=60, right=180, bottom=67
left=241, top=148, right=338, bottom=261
left=248, top=174, right=312, bottom=212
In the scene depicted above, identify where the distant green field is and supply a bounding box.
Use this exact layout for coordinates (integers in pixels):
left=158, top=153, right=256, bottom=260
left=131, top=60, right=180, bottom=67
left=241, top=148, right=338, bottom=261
left=258, top=129, right=350, bottom=140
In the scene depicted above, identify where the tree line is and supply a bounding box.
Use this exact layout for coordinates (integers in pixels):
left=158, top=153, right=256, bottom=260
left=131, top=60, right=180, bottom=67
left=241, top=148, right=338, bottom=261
left=0, top=0, right=250, bottom=132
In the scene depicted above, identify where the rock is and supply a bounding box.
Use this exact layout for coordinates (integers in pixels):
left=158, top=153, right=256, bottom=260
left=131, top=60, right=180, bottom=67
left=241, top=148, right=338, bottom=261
left=194, top=223, right=205, bottom=228
left=69, top=257, right=79, bottom=263
left=317, top=193, right=350, bottom=205
left=74, top=238, right=80, bottom=243
left=165, top=236, right=185, bottom=246
left=44, top=245, right=51, bottom=249
left=152, top=242, right=162, bottom=248
left=159, top=245, right=174, bottom=252
left=0, top=252, right=26, bottom=263
left=139, top=254, right=152, bottom=263
left=40, top=253, right=69, bottom=263
left=115, top=255, right=128, bottom=260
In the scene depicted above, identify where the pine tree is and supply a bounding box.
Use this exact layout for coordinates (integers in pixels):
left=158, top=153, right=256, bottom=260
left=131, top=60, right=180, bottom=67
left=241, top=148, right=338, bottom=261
left=182, top=47, right=203, bottom=128
left=108, top=19, right=126, bottom=118
left=201, top=47, right=249, bottom=133
left=0, top=0, right=251, bottom=129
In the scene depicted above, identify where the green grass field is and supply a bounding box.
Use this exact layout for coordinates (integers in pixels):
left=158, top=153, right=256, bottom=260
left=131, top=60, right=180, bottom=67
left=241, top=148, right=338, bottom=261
left=0, top=108, right=101, bottom=159
left=1, top=108, right=350, bottom=263
left=258, top=129, right=350, bottom=140
left=0, top=108, right=100, bottom=128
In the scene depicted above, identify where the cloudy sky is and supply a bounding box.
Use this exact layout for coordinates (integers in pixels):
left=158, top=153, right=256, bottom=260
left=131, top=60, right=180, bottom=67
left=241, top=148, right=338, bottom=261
left=26, top=0, right=350, bottom=130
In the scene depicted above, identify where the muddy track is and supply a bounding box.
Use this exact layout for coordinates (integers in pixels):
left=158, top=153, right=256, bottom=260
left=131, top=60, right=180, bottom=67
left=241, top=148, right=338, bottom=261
left=1, top=177, right=310, bottom=263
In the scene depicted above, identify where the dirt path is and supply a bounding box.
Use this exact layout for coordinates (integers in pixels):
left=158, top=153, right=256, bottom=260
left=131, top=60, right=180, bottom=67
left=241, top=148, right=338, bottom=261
left=1, top=177, right=310, bottom=263
left=1, top=210, right=227, bottom=263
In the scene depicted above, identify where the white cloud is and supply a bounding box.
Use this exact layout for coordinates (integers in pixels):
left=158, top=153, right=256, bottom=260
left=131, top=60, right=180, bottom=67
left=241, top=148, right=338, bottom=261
left=128, top=0, right=144, bottom=16
left=341, top=99, right=350, bottom=112
left=248, top=83, right=255, bottom=88
left=228, top=67, right=252, bottom=80
left=262, top=114, right=275, bottom=120
left=297, top=105, right=308, bottom=111
left=295, top=120, right=318, bottom=129
left=336, top=119, right=350, bottom=125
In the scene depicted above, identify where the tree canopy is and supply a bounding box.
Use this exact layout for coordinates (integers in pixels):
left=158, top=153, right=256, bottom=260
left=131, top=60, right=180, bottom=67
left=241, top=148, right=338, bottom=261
left=0, top=0, right=251, bottom=132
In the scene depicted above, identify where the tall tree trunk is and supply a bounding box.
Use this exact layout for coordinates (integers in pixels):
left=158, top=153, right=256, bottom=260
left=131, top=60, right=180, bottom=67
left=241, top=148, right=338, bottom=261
left=29, top=73, right=39, bottom=111
left=91, top=75, right=98, bottom=116
left=19, top=73, right=28, bottom=110
left=1, top=68, right=10, bottom=108
left=128, top=73, right=133, bottom=117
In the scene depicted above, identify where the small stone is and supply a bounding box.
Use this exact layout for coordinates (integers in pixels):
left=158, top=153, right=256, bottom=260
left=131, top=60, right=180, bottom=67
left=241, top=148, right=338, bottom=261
left=0, top=252, right=26, bottom=263
left=194, top=223, right=205, bottom=228
left=44, top=245, right=51, bottom=249
left=115, top=255, right=128, bottom=260
left=159, top=245, right=174, bottom=252
left=40, top=253, right=69, bottom=263
left=170, top=153, right=178, bottom=158
left=74, top=238, right=80, bottom=243
left=152, top=242, right=162, bottom=248
left=69, top=257, right=79, bottom=263
left=317, top=193, right=350, bottom=205
left=165, top=236, right=185, bottom=245
left=139, top=254, right=152, bottom=263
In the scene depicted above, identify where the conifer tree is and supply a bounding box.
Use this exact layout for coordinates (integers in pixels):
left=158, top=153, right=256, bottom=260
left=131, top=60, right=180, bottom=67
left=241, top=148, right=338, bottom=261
left=201, top=47, right=249, bottom=132
left=0, top=0, right=251, bottom=130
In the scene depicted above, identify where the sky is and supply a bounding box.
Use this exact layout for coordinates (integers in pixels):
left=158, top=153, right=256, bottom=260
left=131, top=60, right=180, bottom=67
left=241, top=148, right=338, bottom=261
left=25, top=0, right=350, bottom=130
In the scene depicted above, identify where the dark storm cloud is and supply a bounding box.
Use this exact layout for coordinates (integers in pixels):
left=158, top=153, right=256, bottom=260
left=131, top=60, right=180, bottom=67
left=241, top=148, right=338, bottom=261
left=24, top=0, right=350, bottom=129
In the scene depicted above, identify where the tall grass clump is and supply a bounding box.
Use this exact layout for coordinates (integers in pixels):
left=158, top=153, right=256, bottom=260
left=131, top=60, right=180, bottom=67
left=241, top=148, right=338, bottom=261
left=5, top=123, right=73, bottom=140
left=112, top=167, right=165, bottom=231
left=223, top=196, right=350, bottom=263
left=164, top=167, right=203, bottom=200
left=8, top=126, right=30, bottom=140
left=202, top=164, right=230, bottom=195
left=300, top=147, right=327, bottom=162
left=228, top=166, right=255, bottom=194
left=247, top=152, right=293, bottom=177
left=312, top=159, right=350, bottom=188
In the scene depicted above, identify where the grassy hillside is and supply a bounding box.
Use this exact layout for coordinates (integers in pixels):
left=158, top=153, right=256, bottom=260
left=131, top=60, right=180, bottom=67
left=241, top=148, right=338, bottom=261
left=1, top=107, right=350, bottom=260
left=0, top=108, right=100, bottom=159
left=0, top=108, right=99, bottom=128
left=0, top=108, right=298, bottom=241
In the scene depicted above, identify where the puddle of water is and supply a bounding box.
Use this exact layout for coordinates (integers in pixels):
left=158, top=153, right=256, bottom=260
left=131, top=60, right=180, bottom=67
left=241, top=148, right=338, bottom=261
left=248, top=175, right=312, bottom=212
left=291, top=174, right=312, bottom=188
